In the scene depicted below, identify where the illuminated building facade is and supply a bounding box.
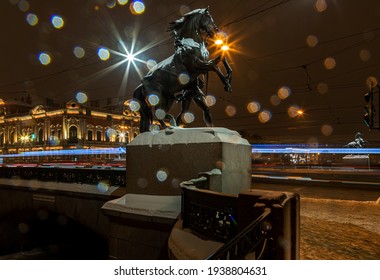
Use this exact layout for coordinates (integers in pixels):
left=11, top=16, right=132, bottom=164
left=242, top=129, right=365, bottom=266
left=0, top=96, right=140, bottom=162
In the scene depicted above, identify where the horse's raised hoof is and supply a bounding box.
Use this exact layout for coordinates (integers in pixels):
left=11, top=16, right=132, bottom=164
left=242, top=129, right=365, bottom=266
left=224, top=84, right=232, bottom=93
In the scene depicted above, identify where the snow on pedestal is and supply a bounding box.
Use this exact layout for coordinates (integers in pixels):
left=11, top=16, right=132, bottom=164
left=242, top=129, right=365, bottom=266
left=125, top=127, right=252, bottom=196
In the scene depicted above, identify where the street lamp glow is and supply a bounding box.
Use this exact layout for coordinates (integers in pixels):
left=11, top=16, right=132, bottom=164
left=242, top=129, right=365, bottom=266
left=221, top=45, right=229, bottom=51
left=215, top=39, right=223, bottom=45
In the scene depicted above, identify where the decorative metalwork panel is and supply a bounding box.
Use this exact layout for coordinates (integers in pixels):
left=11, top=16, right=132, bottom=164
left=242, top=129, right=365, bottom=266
left=208, top=208, right=273, bottom=260
left=188, top=201, right=237, bottom=242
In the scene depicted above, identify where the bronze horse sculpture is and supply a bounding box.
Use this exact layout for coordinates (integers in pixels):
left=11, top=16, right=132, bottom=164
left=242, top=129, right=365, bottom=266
left=131, top=8, right=232, bottom=132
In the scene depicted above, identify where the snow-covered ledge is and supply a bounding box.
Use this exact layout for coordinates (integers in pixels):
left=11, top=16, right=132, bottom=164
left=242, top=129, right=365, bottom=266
left=102, top=193, right=181, bottom=222
left=125, top=127, right=251, bottom=196
left=101, top=194, right=181, bottom=259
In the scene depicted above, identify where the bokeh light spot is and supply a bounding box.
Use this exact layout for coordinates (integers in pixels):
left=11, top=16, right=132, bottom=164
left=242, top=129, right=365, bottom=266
left=324, top=57, right=336, bottom=70
left=106, top=128, right=117, bottom=139
left=277, top=86, right=291, bottom=99
left=18, top=0, right=30, bottom=12
left=205, top=95, right=216, bottom=106
left=366, top=76, right=378, bottom=88
left=156, top=170, right=168, bottom=182
left=117, top=0, right=129, bottom=5
left=225, top=105, right=237, bottom=117
left=149, top=124, right=160, bottom=135
left=98, top=47, right=110, bottom=61
left=130, top=1, right=145, bottom=15
left=288, top=105, right=302, bottom=118
left=270, top=95, right=281, bottom=106
left=37, top=209, right=49, bottom=221
left=18, top=223, right=29, bottom=234
left=146, top=59, right=157, bottom=70
left=38, top=52, right=51, bottom=65
left=76, top=91, right=88, bottom=103
left=179, top=5, right=190, bottom=16
left=51, top=15, right=64, bottom=29
left=306, top=35, right=318, bottom=47
left=57, top=215, right=68, bottom=226
left=317, top=82, right=329, bottom=94
left=137, top=177, right=148, bottom=188
left=155, top=109, right=166, bottom=120
left=73, top=46, right=85, bottom=58
left=247, top=101, right=261, bottom=113
left=148, top=94, right=159, bottom=106
left=259, top=110, right=272, bottom=123
left=315, top=0, right=328, bottom=12
left=178, top=73, right=190, bottom=85
left=107, top=0, right=117, bottom=8
left=97, top=181, right=109, bottom=193
left=321, top=124, right=333, bottom=136
left=26, top=13, right=38, bottom=26
left=183, top=112, right=195, bottom=123
left=359, top=49, right=371, bottom=62
left=129, top=100, right=140, bottom=112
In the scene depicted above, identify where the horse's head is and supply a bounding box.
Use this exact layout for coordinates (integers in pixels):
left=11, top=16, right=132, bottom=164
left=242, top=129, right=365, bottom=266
left=167, top=8, right=219, bottom=42
left=197, top=8, right=219, bottom=39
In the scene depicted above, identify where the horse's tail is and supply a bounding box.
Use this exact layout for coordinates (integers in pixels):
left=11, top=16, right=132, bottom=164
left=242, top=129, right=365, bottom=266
left=133, top=84, right=152, bottom=133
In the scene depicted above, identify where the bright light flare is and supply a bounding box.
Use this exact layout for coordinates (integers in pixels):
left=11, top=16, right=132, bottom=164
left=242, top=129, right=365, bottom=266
left=126, top=53, right=135, bottom=62
left=221, top=45, right=229, bottom=51
left=215, top=39, right=223, bottom=45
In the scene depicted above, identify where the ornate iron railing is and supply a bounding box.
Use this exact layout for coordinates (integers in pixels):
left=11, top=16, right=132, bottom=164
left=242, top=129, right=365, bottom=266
left=179, top=185, right=300, bottom=260
left=208, top=208, right=272, bottom=260
left=181, top=187, right=238, bottom=242
left=0, top=166, right=125, bottom=187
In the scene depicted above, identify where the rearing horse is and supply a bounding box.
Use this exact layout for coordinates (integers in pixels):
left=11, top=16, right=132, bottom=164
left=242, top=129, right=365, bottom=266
left=132, top=8, right=232, bottom=132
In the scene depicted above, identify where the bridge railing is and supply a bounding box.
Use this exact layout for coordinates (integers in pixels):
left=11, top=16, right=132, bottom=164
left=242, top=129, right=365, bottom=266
left=0, top=166, right=126, bottom=187
left=208, top=207, right=272, bottom=259
left=180, top=185, right=300, bottom=260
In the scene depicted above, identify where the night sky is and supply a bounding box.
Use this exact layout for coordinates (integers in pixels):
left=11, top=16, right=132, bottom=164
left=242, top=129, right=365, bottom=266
left=1, top=0, right=380, bottom=143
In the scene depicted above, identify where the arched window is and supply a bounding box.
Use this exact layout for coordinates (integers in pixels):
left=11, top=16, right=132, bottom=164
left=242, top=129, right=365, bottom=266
left=57, top=129, right=61, bottom=139
left=69, top=126, right=78, bottom=143
left=0, top=132, right=3, bottom=147
left=96, top=131, right=102, bottom=141
left=38, top=128, right=43, bottom=143
left=10, top=131, right=14, bottom=144
left=87, top=130, right=93, bottom=141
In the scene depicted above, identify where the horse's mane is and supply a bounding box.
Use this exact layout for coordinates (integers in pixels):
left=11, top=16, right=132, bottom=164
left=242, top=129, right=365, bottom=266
left=167, top=8, right=209, bottom=39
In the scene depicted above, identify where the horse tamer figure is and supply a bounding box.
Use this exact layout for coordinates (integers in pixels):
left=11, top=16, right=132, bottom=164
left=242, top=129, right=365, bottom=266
left=131, top=8, right=232, bottom=132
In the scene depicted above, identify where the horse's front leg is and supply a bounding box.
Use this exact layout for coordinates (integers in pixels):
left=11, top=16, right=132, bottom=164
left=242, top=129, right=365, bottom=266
left=222, top=57, right=232, bottom=91
left=210, top=64, right=232, bottom=93
left=194, top=57, right=232, bottom=93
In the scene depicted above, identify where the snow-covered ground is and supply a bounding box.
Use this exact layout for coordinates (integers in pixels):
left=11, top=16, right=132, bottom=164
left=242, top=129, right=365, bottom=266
left=300, top=198, right=380, bottom=259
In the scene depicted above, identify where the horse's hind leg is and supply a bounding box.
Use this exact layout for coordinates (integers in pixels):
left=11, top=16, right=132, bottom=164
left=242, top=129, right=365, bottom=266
left=193, top=95, right=213, bottom=127
left=176, top=98, right=191, bottom=126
